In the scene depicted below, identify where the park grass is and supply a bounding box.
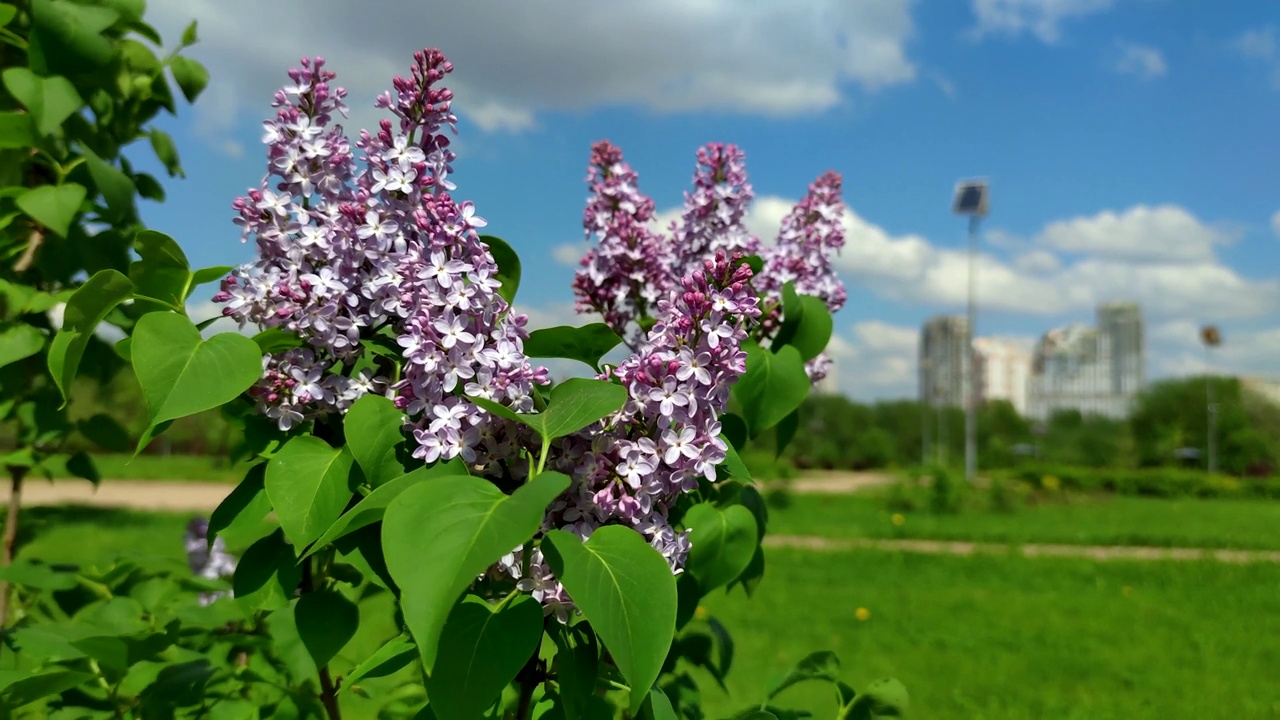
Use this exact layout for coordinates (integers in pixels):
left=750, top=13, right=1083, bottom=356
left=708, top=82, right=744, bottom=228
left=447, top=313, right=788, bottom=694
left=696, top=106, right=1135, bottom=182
left=697, top=548, right=1280, bottom=719
left=764, top=490, right=1280, bottom=550
left=6, top=506, right=1280, bottom=718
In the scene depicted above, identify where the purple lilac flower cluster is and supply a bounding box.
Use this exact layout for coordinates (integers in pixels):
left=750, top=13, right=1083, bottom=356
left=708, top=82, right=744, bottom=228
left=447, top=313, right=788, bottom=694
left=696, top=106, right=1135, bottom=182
left=757, top=170, right=848, bottom=382
left=501, top=253, right=760, bottom=621
left=669, top=143, right=760, bottom=276
left=571, top=141, right=671, bottom=349
left=183, top=517, right=237, bottom=606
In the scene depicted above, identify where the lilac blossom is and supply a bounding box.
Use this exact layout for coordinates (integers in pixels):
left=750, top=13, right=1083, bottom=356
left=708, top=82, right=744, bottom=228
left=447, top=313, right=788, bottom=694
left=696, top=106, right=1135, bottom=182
left=757, top=170, right=848, bottom=383
left=497, top=253, right=761, bottom=617
left=668, top=143, right=760, bottom=276
left=183, top=517, right=237, bottom=606
left=571, top=141, right=671, bottom=349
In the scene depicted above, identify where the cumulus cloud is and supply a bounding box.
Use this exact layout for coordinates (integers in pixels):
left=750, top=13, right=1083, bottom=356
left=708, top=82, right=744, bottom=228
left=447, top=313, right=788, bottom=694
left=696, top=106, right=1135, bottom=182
left=1233, top=25, right=1280, bottom=89
left=1271, top=210, right=1280, bottom=238
left=1036, top=204, right=1231, bottom=263
left=1113, top=41, right=1167, bottom=79
left=1148, top=319, right=1280, bottom=380
left=553, top=244, right=584, bottom=267
left=969, top=0, right=1115, bottom=44
left=831, top=321, right=920, bottom=400
left=145, top=1, right=917, bottom=140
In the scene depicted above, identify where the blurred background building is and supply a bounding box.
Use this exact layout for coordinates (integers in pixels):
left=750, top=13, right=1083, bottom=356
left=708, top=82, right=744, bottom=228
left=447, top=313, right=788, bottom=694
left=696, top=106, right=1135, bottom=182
left=973, top=337, right=1032, bottom=415
left=919, top=315, right=970, bottom=409
left=1026, top=302, right=1145, bottom=420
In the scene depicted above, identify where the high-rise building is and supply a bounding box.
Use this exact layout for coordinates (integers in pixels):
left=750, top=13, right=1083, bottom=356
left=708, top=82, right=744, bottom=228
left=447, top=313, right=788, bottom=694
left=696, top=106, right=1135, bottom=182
left=973, top=338, right=1032, bottom=415
left=919, top=315, right=970, bottom=408
left=1026, top=302, right=1145, bottom=420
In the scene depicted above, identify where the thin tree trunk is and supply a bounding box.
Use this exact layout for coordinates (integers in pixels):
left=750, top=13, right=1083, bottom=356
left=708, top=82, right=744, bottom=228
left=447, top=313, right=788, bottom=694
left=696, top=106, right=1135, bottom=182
left=0, top=465, right=27, bottom=641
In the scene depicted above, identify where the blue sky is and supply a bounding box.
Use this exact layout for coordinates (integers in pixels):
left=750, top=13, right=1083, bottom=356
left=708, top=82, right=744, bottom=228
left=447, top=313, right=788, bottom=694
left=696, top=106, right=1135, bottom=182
left=132, top=0, right=1280, bottom=399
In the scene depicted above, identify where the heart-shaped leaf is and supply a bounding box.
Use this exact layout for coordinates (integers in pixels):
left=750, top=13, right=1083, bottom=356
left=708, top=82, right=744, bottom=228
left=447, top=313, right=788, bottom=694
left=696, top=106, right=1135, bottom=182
left=481, top=235, right=521, bottom=305
left=265, top=436, right=357, bottom=549
left=0, top=112, right=35, bottom=149
left=549, top=622, right=599, bottom=720
left=382, top=470, right=569, bottom=672
left=303, top=464, right=467, bottom=559
left=732, top=340, right=809, bottom=438
left=17, top=183, right=87, bottom=237
left=683, top=503, right=758, bottom=593
left=129, top=230, right=191, bottom=311
left=343, top=633, right=417, bottom=691
left=168, top=56, right=209, bottom=103
left=30, top=0, right=117, bottom=73
left=1, top=67, right=83, bottom=136
left=131, top=314, right=262, bottom=440
left=471, top=377, right=627, bottom=446
left=295, top=589, right=359, bottom=669
left=208, top=463, right=271, bottom=548
left=344, top=393, right=406, bottom=487
left=81, top=146, right=135, bottom=222
left=428, top=594, right=544, bottom=720
left=47, top=269, right=133, bottom=402
left=766, top=651, right=840, bottom=701
left=0, top=323, right=43, bottom=370
left=524, top=323, right=623, bottom=371
left=252, top=327, right=303, bottom=354
left=773, top=285, right=832, bottom=362
left=232, top=529, right=301, bottom=613
left=542, top=526, right=677, bottom=715
left=76, top=413, right=129, bottom=452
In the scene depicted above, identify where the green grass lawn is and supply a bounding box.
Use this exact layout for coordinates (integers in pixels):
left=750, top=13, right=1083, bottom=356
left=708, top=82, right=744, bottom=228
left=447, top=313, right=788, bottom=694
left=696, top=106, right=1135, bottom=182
left=6, top=504, right=1280, bottom=719
left=697, top=549, right=1280, bottom=719
left=765, top=490, right=1280, bottom=550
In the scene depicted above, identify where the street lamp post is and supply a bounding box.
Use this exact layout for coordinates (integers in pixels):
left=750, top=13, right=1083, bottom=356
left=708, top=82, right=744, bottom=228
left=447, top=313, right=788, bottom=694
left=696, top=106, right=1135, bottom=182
left=953, top=180, right=989, bottom=484
left=1201, top=325, right=1222, bottom=475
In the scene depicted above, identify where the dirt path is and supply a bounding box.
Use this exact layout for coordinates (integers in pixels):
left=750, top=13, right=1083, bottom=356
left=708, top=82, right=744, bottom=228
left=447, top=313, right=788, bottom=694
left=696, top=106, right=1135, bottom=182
left=765, top=535, right=1280, bottom=565
left=22, top=480, right=234, bottom=513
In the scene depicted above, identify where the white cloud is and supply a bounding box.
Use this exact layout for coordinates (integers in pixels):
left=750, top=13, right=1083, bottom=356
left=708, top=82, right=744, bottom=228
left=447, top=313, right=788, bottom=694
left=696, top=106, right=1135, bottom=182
left=969, top=0, right=1115, bottom=44
left=1014, top=248, right=1060, bottom=273
left=1148, top=319, right=1280, bottom=380
left=1272, top=210, right=1280, bottom=238
left=1036, top=204, right=1231, bottom=263
left=1235, top=26, right=1277, bottom=60
left=1113, top=41, right=1167, bottom=79
left=553, top=243, right=584, bottom=267
left=831, top=321, right=920, bottom=399
left=146, top=1, right=918, bottom=141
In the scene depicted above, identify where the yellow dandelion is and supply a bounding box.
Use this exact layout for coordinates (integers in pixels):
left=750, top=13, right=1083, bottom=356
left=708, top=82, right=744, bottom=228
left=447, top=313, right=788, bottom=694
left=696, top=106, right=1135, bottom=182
left=1042, top=475, right=1061, bottom=491
left=694, top=606, right=708, bottom=619
left=855, top=607, right=871, bottom=621
left=891, top=513, right=906, bottom=526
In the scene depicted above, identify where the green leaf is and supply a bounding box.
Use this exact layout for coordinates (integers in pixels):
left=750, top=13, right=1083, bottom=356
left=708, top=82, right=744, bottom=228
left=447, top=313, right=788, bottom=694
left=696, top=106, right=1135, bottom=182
left=17, top=182, right=87, bottom=237
left=549, top=622, right=599, bottom=720
left=642, top=686, right=677, bottom=720
left=774, top=290, right=832, bottom=362
left=129, top=230, right=191, bottom=310
left=131, top=314, right=263, bottom=439
left=0, top=112, right=35, bottom=149
left=252, top=327, right=304, bottom=354
left=0, top=670, right=94, bottom=708
left=718, top=437, right=751, bottom=483
left=75, top=413, right=128, bottom=452
left=736, top=255, right=764, bottom=277
left=82, top=146, right=136, bottom=221
left=265, top=436, right=357, bottom=549
left=733, top=546, right=765, bottom=597
left=0, top=323, right=44, bottom=370
left=481, top=235, right=521, bottom=305
left=169, top=56, right=209, bottom=103
left=134, top=172, right=165, bottom=201
left=30, top=0, right=117, bottom=72
left=383, top=470, right=570, bottom=672
left=209, top=463, right=271, bottom=546
left=150, top=128, right=183, bottom=177
left=721, top=413, right=747, bottom=450
left=233, top=528, right=302, bottom=612
left=732, top=341, right=809, bottom=438
left=1, top=67, right=84, bottom=136
left=345, top=393, right=407, bottom=487
left=775, top=408, right=799, bottom=457
left=428, top=594, right=544, bottom=720
left=471, top=377, right=627, bottom=445
left=766, top=651, right=840, bottom=701
left=343, top=633, right=416, bottom=690
left=845, top=678, right=909, bottom=720
left=0, top=559, right=77, bottom=590
left=683, top=503, right=758, bottom=593
left=180, top=19, right=198, bottom=46
left=47, top=269, right=133, bottom=402
left=524, top=323, right=623, bottom=371
left=304, top=465, right=463, bottom=559
left=0, top=5, right=15, bottom=25
left=542, top=526, right=678, bottom=715
left=295, top=589, right=359, bottom=669
left=65, top=450, right=99, bottom=484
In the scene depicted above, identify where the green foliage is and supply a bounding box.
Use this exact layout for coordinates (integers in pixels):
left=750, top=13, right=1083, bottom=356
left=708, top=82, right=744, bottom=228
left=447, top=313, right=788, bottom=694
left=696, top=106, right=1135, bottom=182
left=480, top=234, right=521, bottom=305
left=523, top=322, right=624, bottom=371
left=734, top=341, right=810, bottom=437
